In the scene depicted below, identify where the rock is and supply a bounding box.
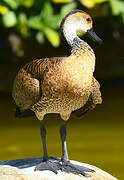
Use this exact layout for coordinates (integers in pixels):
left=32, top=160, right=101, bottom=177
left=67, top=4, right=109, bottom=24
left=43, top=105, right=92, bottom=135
left=0, top=157, right=118, bottom=180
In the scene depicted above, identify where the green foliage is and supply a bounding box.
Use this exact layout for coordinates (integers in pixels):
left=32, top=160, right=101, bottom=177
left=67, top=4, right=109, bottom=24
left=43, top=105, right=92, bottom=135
left=36, top=31, right=44, bottom=44
left=0, top=0, right=124, bottom=47
left=20, top=0, right=34, bottom=8
left=2, top=11, right=17, bottom=27
left=3, top=0, right=19, bottom=10
left=109, top=0, right=124, bottom=23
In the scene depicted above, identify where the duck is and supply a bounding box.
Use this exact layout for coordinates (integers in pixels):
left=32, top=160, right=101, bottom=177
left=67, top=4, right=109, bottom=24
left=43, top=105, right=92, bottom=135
left=12, top=9, right=102, bottom=175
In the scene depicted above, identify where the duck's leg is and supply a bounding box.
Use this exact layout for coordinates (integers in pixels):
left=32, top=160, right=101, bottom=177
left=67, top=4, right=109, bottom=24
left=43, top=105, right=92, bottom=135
left=35, top=121, right=60, bottom=173
left=60, top=121, right=95, bottom=176
left=60, top=121, right=69, bottom=162
left=40, top=121, right=48, bottom=161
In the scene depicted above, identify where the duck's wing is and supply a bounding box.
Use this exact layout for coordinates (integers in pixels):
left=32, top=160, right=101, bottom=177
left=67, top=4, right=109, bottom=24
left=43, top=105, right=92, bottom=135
left=12, top=57, right=62, bottom=115
left=72, top=77, right=102, bottom=117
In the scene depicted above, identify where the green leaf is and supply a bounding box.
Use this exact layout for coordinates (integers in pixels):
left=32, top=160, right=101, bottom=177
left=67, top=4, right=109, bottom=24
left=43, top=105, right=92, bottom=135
left=77, top=31, right=83, bottom=37
left=28, top=16, right=43, bottom=30
left=18, top=12, right=27, bottom=25
left=109, top=0, right=124, bottom=16
left=43, top=14, right=61, bottom=29
left=18, top=12, right=28, bottom=36
left=49, top=15, right=61, bottom=29
left=44, top=27, right=60, bottom=47
left=36, top=31, right=44, bottom=44
left=53, top=0, right=73, bottom=3
left=42, top=1, right=53, bottom=18
left=3, top=0, right=19, bottom=9
left=2, top=11, right=17, bottom=27
left=42, top=2, right=76, bottom=30
left=20, top=0, right=34, bottom=8
left=0, top=5, right=9, bottom=15
left=80, top=0, right=108, bottom=8
left=60, top=2, right=77, bottom=17
left=41, top=1, right=55, bottom=27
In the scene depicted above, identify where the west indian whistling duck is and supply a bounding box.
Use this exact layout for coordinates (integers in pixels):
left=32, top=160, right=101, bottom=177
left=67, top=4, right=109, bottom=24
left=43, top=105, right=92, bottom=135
left=12, top=9, right=102, bottom=175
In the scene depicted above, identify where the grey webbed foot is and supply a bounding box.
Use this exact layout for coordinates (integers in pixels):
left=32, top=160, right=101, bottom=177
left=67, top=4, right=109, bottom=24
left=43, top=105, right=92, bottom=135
left=60, top=160, right=95, bottom=176
left=34, top=160, right=60, bottom=174
left=35, top=159, right=95, bottom=177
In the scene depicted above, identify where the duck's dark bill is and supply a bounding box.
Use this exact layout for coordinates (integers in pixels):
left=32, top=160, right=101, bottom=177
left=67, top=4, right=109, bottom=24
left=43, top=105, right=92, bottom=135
left=87, top=29, right=103, bottom=45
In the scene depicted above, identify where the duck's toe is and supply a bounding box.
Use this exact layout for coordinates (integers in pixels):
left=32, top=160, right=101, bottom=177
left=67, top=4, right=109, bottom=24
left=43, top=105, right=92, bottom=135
left=60, top=160, right=95, bottom=176
left=34, top=159, right=95, bottom=176
left=34, top=160, right=60, bottom=174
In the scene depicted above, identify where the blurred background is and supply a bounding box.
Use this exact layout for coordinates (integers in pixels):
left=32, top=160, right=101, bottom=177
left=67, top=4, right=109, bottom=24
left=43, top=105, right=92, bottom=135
left=0, top=0, right=124, bottom=179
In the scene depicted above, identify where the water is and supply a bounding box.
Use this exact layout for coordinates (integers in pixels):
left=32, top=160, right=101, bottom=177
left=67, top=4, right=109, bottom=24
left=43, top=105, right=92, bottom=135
left=0, top=85, right=124, bottom=180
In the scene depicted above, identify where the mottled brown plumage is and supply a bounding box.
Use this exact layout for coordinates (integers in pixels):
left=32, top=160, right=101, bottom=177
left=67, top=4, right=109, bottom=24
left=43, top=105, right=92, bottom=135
left=12, top=43, right=102, bottom=120
left=12, top=9, right=102, bottom=174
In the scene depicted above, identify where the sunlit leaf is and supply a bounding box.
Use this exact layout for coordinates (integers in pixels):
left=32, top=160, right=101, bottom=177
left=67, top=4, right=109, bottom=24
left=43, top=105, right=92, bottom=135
left=60, top=2, right=77, bottom=16
left=42, top=1, right=60, bottom=29
left=52, top=0, right=72, bottom=3
left=36, top=31, right=44, bottom=44
left=109, top=0, right=120, bottom=15
left=49, top=15, right=61, bottom=29
left=39, top=2, right=61, bottom=30
left=28, top=16, right=43, bottom=30
left=81, top=0, right=108, bottom=8
left=20, top=0, right=34, bottom=8
left=44, top=27, right=60, bottom=47
left=2, top=11, right=17, bottom=27
left=41, top=1, right=56, bottom=28
left=77, top=31, right=83, bottom=37
left=18, top=12, right=28, bottom=36
left=3, top=0, right=19, bottom=9
left=43, top=13, right=61, bottom=29
left=18, top=12, right=27, bottom=25
left=42, top=1, right=53, bottom=18
left=109, top=0, right=124, bottom=16
left=0, top=5, right=9, bottom=15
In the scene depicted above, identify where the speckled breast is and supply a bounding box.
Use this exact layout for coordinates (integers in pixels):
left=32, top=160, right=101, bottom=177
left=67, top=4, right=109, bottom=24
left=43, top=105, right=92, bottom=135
left=42, top=55, right=94, bottom=114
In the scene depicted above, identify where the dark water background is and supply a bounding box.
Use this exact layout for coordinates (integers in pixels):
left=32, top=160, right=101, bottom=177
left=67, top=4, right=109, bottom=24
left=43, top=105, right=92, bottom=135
left=0, top=84, right=123, bottom=180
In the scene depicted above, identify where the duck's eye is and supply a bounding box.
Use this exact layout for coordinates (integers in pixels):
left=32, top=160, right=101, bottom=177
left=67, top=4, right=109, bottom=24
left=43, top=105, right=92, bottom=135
left=86, top=17, right=91, bottom=22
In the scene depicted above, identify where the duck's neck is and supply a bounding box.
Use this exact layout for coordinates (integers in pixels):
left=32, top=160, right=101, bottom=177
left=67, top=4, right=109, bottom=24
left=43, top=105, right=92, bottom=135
left=61, top=26, right=92, bottom=53
left=71, top=37, right=88, bottom=51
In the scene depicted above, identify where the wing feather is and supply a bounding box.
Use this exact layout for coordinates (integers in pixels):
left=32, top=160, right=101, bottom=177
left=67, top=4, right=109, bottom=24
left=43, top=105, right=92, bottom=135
left=12, top=57, right=63, bottom=112
left=73, top=77, right=102, bottom=117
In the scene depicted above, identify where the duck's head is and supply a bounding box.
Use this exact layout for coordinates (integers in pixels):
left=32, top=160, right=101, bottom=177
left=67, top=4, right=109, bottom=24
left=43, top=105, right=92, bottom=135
left=60, top=9, right=102, bottom=47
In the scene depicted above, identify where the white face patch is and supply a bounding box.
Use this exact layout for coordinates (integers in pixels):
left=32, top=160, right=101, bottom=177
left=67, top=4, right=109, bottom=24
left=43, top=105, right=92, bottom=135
left=80, top=22, right=90, bottom=33
left=62, top=17, right=91, bottom=46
